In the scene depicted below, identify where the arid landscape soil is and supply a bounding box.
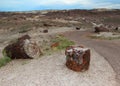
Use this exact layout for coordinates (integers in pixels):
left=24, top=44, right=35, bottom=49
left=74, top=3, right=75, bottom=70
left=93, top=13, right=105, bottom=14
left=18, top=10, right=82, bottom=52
left=0, top=9, right=120, bottom=86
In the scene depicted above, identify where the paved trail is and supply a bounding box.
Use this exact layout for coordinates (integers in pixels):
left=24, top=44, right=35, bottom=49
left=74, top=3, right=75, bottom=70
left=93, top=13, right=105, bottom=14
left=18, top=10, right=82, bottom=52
left=64, top=30, right=120, bottom=84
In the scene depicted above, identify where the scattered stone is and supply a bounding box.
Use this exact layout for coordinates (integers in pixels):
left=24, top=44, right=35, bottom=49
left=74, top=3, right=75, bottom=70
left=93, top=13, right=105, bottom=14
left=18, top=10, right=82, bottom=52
left=43, top=29, right=48, bottom=33
left=76, top=27, right=81, bottom=30
left=94, top=26, right=109, bottom=33
left=65, top=46, right=90, bottom=72
left=115, top=27, right=120, bottom=31
left=43, top=23, right=52, bottom=27
left=115, top=27, right=118, bottom=31
left=4, top=35, right=42, bottom=59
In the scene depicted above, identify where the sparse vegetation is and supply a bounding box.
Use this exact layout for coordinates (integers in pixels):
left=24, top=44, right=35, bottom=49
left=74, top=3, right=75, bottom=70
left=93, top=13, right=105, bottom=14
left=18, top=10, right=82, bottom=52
left=51, top=35, right=75, bottom=50
left=44, top=35, right=75, bottom=55
left=19, top=25, right=31, bottom=33
left=0, top=50, right=11, bottom=68
left=89, top=35, right=120, bottom=40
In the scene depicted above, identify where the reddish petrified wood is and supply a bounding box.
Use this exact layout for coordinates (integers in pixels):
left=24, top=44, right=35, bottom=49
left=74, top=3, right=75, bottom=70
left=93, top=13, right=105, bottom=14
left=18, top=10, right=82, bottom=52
left=65, top=46, right=90, bottom=72
left=51, top=42, right=59, bottom=48
left=94, top=26, right=109, bottom=33
left=4, top=35, right=42, bottom=59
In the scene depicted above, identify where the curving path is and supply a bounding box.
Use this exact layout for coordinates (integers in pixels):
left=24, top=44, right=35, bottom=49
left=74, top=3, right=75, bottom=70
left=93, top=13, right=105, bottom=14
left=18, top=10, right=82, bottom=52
left=63, top=30, right=120, bottom=85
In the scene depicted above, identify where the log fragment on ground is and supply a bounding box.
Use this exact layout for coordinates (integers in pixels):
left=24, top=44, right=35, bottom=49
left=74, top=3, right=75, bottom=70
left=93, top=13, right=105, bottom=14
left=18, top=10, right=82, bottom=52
left=51, top=42, right=59, bottom=48
left=4, top=35, right=42, bottom=59
left=65, top=46, right=90, bottom=72
left=94, top=26, right=109, bottom=33
left=43, top=29, right=48, bottom=33
left=76, top=27, right=81, bottom=30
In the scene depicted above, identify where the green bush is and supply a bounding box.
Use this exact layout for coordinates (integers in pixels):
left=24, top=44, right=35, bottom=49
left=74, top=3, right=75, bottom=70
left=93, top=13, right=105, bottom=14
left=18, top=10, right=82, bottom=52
left=0, top=57, right=11, bottom=67
left=0, top=50, right=11, bottom=68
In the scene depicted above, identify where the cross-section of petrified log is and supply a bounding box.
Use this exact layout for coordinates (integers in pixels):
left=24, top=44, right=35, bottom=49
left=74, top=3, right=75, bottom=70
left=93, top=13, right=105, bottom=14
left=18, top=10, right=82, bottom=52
left=65, top=46, right=90, bottom=72
left=4, top=35, right=42, bottom=59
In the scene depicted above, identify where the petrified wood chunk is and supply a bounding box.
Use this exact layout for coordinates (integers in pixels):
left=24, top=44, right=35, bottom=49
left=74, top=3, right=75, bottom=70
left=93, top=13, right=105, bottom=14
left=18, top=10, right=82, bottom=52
left=115, top=27, right=120, bottom=31
left=43, top=29, right=48, bottom=33
left=65, top=46, right=90, bottom=72
left=4, top=35, right=42, bottom=59
left=94, top=26, right=109, bottom=33
left=51, top=42, right=59, bottom=48
left=76, top=27, right=81, bottom=30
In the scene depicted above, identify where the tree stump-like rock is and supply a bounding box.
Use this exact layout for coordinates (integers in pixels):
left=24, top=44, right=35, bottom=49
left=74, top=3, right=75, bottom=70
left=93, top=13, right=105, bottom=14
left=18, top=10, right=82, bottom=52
left=4, top=35, right=42, bottom=59
left=65, top=46, right=90, bottom=72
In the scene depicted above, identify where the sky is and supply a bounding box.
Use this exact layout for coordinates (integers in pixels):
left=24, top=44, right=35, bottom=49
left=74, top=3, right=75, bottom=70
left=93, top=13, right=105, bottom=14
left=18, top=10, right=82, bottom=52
left=0, top=0, right=120, bottom=11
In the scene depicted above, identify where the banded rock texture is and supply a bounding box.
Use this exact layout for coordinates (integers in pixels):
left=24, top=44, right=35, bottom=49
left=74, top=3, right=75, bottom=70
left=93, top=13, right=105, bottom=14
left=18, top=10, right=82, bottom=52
left=65, top=46, right=90, bottom=72
left=4, top=35, right=42, bottom=59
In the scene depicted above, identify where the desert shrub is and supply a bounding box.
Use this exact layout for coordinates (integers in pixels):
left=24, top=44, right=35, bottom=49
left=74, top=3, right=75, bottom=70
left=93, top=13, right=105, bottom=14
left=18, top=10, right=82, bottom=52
left=51, top=35, right=75, bottom=50
left=0, top=50, right=11, bottom=68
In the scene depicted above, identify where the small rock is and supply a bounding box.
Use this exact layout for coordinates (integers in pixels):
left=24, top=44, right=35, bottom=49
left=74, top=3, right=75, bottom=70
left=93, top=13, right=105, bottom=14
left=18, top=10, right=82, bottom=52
left=51, top=42, right=59, bottom=48
left=43, top=30, right=48, bottom=33
left=115, top=27, right=118, bottom=30
left=76, top=27, right=81, bottom=30
left=115, top=27, right=120, bottom=31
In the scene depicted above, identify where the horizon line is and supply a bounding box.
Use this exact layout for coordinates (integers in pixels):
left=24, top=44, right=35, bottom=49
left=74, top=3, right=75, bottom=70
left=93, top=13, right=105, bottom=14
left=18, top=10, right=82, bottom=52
left=0, top=8, right=120, bottom=12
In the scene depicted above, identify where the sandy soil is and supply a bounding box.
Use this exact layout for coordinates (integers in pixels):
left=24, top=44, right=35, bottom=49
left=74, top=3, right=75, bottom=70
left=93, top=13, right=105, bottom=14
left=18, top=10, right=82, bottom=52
left=0, top=49, right=117, bottom=86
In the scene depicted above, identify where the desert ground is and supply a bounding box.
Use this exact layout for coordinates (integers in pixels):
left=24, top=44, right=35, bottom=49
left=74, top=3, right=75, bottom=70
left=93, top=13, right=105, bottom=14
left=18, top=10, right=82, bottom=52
left=0, top=9, right=120, bottom=86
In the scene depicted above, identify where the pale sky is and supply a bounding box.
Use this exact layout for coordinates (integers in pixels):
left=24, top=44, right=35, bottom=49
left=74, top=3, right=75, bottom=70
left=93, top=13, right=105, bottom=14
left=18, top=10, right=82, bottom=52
left=0, top=0, right=120, bottom=11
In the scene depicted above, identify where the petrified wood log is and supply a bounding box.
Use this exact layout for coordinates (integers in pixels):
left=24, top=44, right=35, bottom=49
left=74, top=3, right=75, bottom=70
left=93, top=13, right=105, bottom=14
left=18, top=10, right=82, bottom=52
left=94, top=26, right=109, bottom=33
left=4, top=35, right=42, bottom=59
left=65, top=46, right=90, bottom=72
